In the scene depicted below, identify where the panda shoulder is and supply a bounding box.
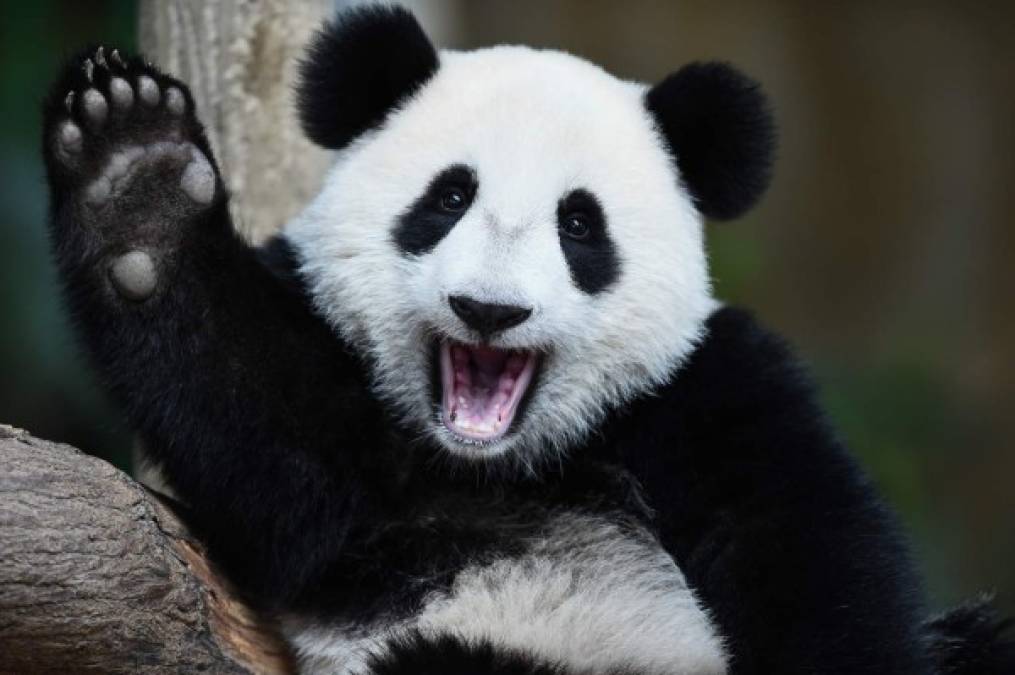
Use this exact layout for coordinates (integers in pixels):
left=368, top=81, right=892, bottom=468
left=673, top=305, right=820, bottom=415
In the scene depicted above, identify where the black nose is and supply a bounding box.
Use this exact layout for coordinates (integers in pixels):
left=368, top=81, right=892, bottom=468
left=449, top=295, right=532, bottom=337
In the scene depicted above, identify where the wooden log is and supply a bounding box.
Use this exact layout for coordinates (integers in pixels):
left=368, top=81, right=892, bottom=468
left=0, top=425, right=294, bottom=674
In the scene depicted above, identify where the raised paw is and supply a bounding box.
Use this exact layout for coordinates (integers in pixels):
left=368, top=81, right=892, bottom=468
left=43, top=47, right=222, bottom=302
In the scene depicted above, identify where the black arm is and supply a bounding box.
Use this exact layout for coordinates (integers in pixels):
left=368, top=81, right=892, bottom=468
left=593, top=307, right=931, bottom=674
left=42, top=48, right=379, bottom=607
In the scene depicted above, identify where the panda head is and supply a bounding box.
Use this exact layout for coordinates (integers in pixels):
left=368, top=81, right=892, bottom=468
left=287, top=5, right=775, bottom=468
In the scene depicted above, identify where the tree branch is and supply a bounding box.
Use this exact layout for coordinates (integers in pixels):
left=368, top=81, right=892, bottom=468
left=0, top=425, right=294, bottom=674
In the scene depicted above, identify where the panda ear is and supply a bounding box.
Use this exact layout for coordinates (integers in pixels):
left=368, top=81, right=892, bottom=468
left=645, top=62, right=776, bottom=221
left=297, top=5, right=438, bottom=150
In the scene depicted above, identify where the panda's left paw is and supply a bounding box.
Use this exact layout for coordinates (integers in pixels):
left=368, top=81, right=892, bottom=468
left=43, top=47, right=222, bottom=303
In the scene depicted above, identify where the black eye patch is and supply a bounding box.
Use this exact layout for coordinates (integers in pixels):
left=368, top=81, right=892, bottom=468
left=556, top=189, right=620, bottom=294
left=393, top=164, right=477, bottom=256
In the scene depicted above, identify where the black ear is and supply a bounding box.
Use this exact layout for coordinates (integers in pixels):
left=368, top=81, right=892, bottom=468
left=645, top=62, right=776, bottom=221
left=297, top=5, right=438, bottom=150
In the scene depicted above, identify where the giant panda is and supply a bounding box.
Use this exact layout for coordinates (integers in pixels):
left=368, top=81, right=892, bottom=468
left=41, top=5, right=1013, bottom=675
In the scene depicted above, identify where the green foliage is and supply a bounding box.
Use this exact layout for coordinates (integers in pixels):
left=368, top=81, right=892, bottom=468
left=0, top=1, right=138, bottom=469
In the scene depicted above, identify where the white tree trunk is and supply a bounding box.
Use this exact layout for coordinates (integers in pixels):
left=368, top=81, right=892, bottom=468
left=138, top=0, right=335, bottom=244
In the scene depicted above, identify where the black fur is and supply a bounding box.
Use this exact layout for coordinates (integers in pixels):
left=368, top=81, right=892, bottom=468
left=367, top=631, right=566, bottom=675
left=43, top=37, right=1011, bottom=675
left=42, top=47, right=383, bottom=604
left=923, top=594, right=1015, bottom=675
left=645, top=61, right=776, bottom=221
left=393, top=164, right=476, bottom=256
left=290, top=460, right=653, bottom=622
left=587, top=307, right=931, bottom=673
left=297, top=5, right=439, bottom=150
left=556, top=189, right=621, bottom=294
left=366, top=631, right=635, bottom=675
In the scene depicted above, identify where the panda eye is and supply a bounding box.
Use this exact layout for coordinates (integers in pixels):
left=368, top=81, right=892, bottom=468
left=439, top=187, right=469, bottom=213
left=560, top=212, right=591, bottom=241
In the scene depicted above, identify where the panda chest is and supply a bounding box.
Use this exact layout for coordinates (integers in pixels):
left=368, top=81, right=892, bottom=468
left=286, top=511, right=728, bottom=675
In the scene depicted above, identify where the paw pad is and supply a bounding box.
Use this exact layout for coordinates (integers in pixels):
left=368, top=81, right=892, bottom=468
left=138, top=76, right=160, bottom=107
left=165, top=87, right=186, bottom=116
left=180, top=149, right=216, bottom=204
left=82, top=88, right=108, bottom=127
left=109, top=77, right=134, bottom=110
left=109, top=251, right=157, bottom=301
left=46, top=47, right=219, bottom=276
left=58, top=121, right=83, bottom=155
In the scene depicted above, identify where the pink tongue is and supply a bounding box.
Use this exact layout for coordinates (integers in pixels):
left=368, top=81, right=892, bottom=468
left=454, top=347, right=513, bottom=426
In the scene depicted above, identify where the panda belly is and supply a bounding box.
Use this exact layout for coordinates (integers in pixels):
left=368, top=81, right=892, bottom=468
left=283, top=512, right=727, bottom=675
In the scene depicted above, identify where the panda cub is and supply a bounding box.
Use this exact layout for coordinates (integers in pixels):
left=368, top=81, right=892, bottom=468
left=42, top=5, right=1012, bottom=675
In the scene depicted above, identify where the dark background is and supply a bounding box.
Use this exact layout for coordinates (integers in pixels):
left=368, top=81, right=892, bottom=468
left=1, top=1, right=1012, bottom=614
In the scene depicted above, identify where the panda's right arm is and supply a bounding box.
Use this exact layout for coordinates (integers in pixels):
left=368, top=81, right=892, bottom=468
left=41, top=49, right=378, bottom=606
left=601, top=307, right=931, bottom=674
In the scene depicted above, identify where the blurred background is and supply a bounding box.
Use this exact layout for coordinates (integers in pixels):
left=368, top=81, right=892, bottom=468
left=1, top=0, right=1012, bottom=615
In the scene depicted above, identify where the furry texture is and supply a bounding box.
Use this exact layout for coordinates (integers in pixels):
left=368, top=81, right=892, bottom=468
left=284, top=509, right=725, bottom=675
left=365, top=632, right=573, bottom=675
left=42, top=47, right=379, bottom=603
left=586, top=307, right=932, bottom=673
left=287, top=44, right=715, bottom=467
left=555, top=189, right=621, bottom=294
left=645, top=62, right=776, bottom=221
left=924, top=594, right=1015, bottom=675
left=393, top=163, right=477, bottom=256
left=42, top=10, right=1013, bottom=675
left=297, top=5, right=439, bottom=150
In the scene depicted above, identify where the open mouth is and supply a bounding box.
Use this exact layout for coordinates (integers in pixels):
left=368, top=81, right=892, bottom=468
left=438, top=341, right=539, bottom=443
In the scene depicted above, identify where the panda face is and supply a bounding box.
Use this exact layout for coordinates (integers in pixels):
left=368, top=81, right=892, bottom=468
left=289, top=46, right=716, bottom=467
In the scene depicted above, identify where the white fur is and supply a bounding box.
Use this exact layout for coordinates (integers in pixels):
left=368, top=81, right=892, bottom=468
left=287, top=46, right=714, bottom=467
left=283, top=513, right=727, bottom=674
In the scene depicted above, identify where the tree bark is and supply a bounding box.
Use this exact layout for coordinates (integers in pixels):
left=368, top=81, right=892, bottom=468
left=0, top=425, right=294, bottom=674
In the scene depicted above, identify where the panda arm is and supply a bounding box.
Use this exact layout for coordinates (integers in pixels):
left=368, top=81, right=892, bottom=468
left=41, top=52, right=378, bottom=607
left=605, top=307, right=930, bottom=674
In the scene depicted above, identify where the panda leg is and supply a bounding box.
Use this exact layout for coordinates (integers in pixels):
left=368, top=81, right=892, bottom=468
left=41, top=48, right=369, bottom=604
